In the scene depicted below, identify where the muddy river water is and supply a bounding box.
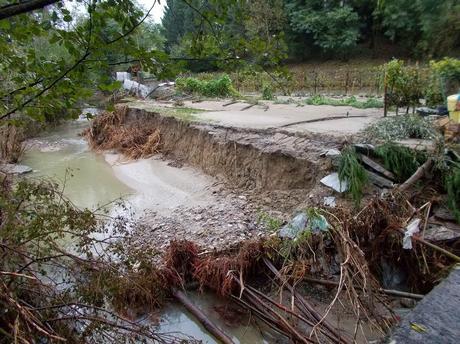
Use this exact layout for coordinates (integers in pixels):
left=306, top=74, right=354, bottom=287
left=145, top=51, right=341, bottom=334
left=22, top=118, right=274, bottom=343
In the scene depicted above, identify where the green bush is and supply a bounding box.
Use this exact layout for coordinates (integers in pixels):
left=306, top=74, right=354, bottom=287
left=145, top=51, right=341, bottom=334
left=430, top=57, right=460, bottom=97
left=381, top=59, right=424, bottom=109
left=176, top=74, right=239, bottom=98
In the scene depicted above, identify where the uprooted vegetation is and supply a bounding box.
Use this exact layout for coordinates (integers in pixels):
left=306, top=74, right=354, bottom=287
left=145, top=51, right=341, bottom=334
left=156, top=192, right=460, bottom=342
left=4, top=171, right=460, bottom=342
left=84, top=105, right=160, bottom=159
left=363, top=114, right=439, bottom=141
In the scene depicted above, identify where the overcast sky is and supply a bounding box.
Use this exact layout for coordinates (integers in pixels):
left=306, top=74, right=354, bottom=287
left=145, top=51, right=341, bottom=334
left=137, top=0, right=166, bottom=23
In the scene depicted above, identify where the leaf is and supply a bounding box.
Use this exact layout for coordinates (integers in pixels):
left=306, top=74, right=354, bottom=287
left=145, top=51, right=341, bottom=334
left=410, top=322, right=427, bottom=333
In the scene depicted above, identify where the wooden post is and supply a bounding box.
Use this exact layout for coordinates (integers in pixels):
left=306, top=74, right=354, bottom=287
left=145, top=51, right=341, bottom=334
left=383, top=71, right=388, bottom=117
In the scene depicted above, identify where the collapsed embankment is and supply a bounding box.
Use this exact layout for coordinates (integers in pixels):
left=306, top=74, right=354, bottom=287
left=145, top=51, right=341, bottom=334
left=90, top=105, right=343, bottom=192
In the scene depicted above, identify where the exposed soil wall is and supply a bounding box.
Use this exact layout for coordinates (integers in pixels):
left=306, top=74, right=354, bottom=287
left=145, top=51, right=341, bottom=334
left=124, top=106, right=341, bottom=191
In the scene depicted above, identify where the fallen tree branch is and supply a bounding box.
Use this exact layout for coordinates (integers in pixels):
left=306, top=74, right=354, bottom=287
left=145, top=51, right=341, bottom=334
left=397, top=229, right=460, bottom=263
left=263, top=258, right=349, bottom=344
left=302, top=277, right=424, bottom=300
left=397, top=158, right=433, bottom=192
left=0, top=0, right=59, bottom=20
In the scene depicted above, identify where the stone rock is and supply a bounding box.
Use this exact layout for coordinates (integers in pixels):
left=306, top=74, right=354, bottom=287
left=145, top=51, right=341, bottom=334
left=0, top=164, right=33, bottom=175
left=424, top=224, right=460, bottom=242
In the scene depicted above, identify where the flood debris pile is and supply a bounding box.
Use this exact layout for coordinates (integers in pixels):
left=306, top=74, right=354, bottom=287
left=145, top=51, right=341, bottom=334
left=84, top=105, right=160, bottom=159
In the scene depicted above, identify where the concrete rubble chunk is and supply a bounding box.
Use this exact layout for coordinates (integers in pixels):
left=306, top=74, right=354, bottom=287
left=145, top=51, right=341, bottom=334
left=320, top=148, right=341, bottom=157
left=0, top=164, right=33, bottom=175
left=320, top=173, right=348, bottom=193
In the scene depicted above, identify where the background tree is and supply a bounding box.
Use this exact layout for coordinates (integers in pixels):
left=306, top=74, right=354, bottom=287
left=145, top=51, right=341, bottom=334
left=285, top=0, right=360, bottom=57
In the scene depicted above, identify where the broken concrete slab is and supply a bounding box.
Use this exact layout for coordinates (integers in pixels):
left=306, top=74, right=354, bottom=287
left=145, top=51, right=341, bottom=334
left=359, top=154, right=396, bottom=180
left=389, top=266, right=460, bottom=344
left=394, top=139, right=436, bottom=152
left=0, top=164, right=33, bottom=175
left=367, top=170, right=394, bottom=189
left=424, top=224, right=460, bottom=242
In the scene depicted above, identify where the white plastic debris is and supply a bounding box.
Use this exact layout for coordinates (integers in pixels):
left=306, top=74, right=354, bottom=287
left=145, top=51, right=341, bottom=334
left=323, top=196, right=336, bottom=208
left=403, top=218, right=421, bottom=249
left=320, top=173, right=348, bottom=193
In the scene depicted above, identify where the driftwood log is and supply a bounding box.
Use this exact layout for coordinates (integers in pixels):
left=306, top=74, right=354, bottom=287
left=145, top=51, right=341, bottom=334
left=172, top=289, right=235, bottom=344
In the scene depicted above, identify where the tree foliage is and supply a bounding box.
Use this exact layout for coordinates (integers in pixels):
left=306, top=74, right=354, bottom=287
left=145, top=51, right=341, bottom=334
left=0, top=0, right=172, bottom=122
left=286, top=0, right=360, bottom=54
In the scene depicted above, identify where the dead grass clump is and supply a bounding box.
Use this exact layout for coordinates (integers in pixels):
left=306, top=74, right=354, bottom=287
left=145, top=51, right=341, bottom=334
left=164, top=240, right=199, bottom=283
left=0, top=124, right=26, bottom=163
left=85, top=106, right=161, bottom=159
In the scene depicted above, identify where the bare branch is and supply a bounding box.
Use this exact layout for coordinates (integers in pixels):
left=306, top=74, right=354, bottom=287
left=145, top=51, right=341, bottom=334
left=0, top=0, right=60, bottom=20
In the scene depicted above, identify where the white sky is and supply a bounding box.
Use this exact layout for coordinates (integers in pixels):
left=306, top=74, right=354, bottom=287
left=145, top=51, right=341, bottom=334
left=137, top=0, right=166, bottom=24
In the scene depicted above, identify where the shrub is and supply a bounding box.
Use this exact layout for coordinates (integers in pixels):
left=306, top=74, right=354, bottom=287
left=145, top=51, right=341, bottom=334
left=176, top=74, right=238, bottom=98
left=381, top=59, right=424, bottom=110
left=430, top=57, right=460, bottom=97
